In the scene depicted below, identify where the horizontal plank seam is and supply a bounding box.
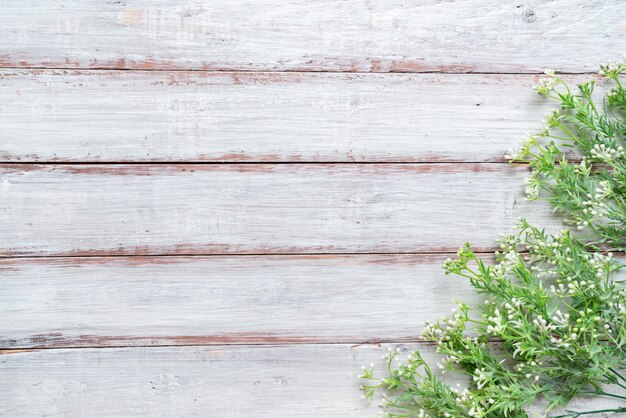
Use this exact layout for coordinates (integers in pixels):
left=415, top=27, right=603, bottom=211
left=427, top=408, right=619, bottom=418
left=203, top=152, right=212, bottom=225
left=0, top=161, right=517, bottom=165
left=3, top=337, right=612, bottom=351
left=9, top=249, right=618, bottom=261
left=0, top=251, right=503, bottom=260
left=0, top=66, right=600, bottom=75
left=0, top=340, right=444, bottom=352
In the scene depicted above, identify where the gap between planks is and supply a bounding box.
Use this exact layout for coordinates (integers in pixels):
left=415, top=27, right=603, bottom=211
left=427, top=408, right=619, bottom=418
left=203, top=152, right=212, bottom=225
left=0, top=66, right=602, bottom=75
left=0, top=340, right=441, bottom=353
left=0, top=251, right=502, bottom=260
left=0, top=161, right=518, bottom=165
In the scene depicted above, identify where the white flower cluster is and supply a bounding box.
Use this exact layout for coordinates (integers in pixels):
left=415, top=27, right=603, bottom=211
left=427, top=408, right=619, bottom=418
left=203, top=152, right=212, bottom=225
left=599, top=59, right=626, bottom=77
left=422, top=306, right=467, bottom=344
left=550, top=282, right=572, bottom=296
left=549, top=334, right=571, bottom=349
left=595, top=180, right=611, bottom=198
left=587, top=251, right=613, bottom=279
left=515, top=360, right=542, bottom=371
left=523, top=233, right=563, bottom=259
left=490, top=263, right=506, bottom=281
left=504, top=134, right=536, bottom=160
left=515, top=360, right=542, bottom=382
left=579, top=203, right=601, bottom=228
left=505, top=298, right=522, bottom=316
left=380, top=347, right=402, bottom=362
left=524, top=172, right=541, bottom=200
left=486, top=308, right=505, bottom=335
left=436, top=354, right=459, bottom=375
left=543, top=109, right=561, bottom=128
left=489, top=301, right=522, bottom=336
left=451, top=382, right=495, bottom=417
left=551, top=309, right=570, bottom=326
left=533, top=70, right=558, bottom=94
left=421, top=321, right=444, bottom=341
left=577, top=189, right=612, bottom=230
left=502, top=250, right=520, bottom=269
left=549, top=251, right=610, bottom=297
left=608, top=295, right=626, bottom=316
left=472, top=368, right=489, bottom=389
left=532, top=315, right=557, bottom=333
left=589, top=143, right=624, bottom=162
left=576, top=157, right=592, bottom=174
left=467, top=404, right=486, bottom=418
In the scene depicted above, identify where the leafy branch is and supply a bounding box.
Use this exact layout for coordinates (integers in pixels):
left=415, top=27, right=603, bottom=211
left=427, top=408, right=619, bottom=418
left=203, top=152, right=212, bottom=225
left=359, top=62, right=626, bottom=417
left=509, top=62, right=626, bottom=250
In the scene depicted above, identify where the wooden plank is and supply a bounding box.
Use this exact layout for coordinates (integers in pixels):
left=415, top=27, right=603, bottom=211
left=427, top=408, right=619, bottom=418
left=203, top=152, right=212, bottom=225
left=0, top=1, right=623, bottom=73
left=5, top=252, right=623, bottom=349
left=0, top=71, right=593, bottom=163
left=0, top=254, right=481, bottom=349
left=0, top=344, right=620, bottom=417
left=0, top=163, right=560, bottom=256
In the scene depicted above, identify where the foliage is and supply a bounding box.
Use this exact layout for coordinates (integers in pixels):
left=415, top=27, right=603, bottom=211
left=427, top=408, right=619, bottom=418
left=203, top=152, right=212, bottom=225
left=509, top=63, right=626, bottom=250
left=359, top=63, right=626, bottom=417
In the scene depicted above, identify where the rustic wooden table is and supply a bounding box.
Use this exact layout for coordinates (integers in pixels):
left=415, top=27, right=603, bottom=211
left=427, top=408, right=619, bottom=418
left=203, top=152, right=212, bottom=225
left=1, top=1, right=625, bottom=416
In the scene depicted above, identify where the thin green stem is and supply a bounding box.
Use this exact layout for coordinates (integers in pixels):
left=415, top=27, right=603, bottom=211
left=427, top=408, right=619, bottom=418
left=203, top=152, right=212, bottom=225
left=551, top=406, right=626, bottom=418
left=609, top=367, right=626, bottom=384
left=597, top=391, right=626, bottom=401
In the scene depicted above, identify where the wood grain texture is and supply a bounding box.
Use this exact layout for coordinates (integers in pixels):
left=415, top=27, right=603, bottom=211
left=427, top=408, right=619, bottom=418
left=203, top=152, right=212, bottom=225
left=1, top=344, right=621, bottom=417
left=3, top=1, right=624, bottom=415
left=7, top=253, right=624, bottom=349
left=0, top=254, right=481, bottom=349
left=0, top=163, right=561, bottom=256
left=0, top=0, right=624, bottom=73
left=0, top=71, right=597, bottom=163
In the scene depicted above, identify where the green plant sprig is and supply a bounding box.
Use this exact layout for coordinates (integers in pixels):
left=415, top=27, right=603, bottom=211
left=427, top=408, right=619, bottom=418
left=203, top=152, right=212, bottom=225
left=359, top=63, right=626, bottom=417
left=508, top=62, right=626, bottom=250
left=360, top=222, right=626, bottom=417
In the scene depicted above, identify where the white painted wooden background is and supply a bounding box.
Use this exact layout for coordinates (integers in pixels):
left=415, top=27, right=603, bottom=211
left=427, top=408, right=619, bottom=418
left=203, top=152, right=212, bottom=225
left=1, top=1, right=625, bottom=416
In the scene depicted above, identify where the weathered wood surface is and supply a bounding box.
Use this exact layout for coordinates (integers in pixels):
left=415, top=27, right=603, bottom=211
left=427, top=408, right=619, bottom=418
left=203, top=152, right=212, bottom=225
left=1, top=344, right=620, bottom=417
left=0, top=1, right=624, bottom=73
left=0, top=254, right=481, bottom=349
left=1, top=71, right=595, bottom=163
left=4, top=2, right=623, bottom=415
left=0, top=163, right=560, bottom=256
left=6, top=253, right=623, bottom=350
